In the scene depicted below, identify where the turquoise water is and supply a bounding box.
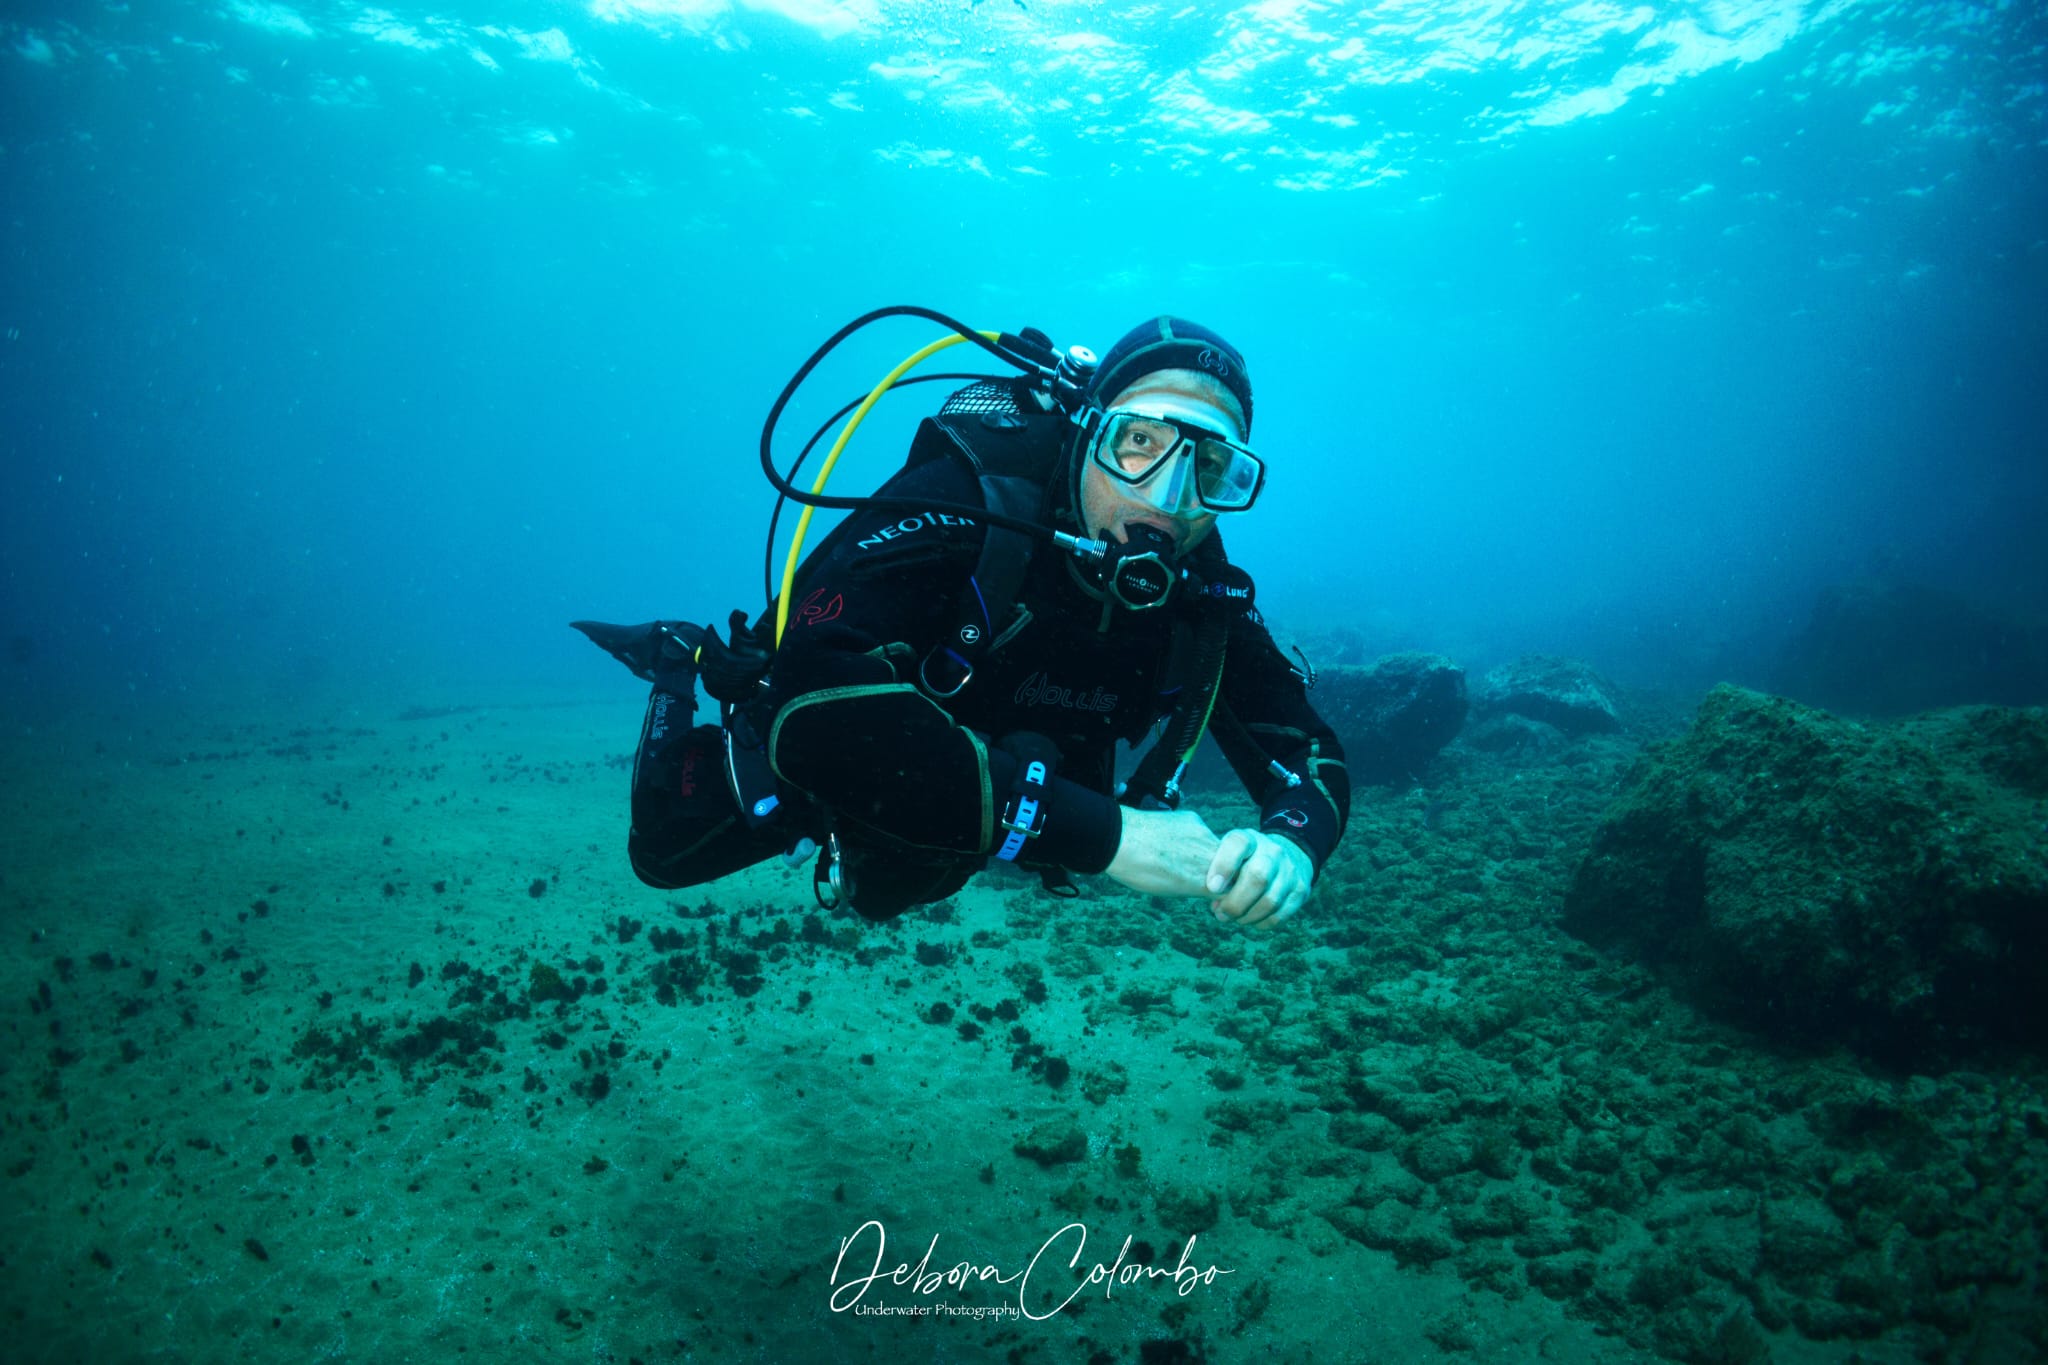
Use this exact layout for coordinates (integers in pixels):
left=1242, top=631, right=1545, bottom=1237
left=3, top=0, right=2043, bottom=701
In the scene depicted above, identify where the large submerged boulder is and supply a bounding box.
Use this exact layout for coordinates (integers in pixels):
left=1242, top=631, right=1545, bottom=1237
left=1563, top=686, right=2048, bottom=1061
left=1473, top=655, right=1622, bottom=735
left=1311, top=653, right=1468, bottom=786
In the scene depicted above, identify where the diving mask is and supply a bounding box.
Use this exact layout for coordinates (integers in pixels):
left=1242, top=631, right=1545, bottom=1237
left=1085, top=406, right=1266, bottom=514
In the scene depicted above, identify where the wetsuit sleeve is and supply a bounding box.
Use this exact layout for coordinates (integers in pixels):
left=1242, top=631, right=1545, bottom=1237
left=761, top=436, right=1124, bottom=873
left=1211, top=608, right=1351, bottom=876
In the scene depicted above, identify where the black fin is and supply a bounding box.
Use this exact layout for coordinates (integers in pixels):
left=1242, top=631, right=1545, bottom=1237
left=570, top=620, right=707, bottom=683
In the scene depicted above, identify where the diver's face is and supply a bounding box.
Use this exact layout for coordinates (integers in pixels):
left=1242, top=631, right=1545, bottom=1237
left=1079, top=370, right=1245, bottom=555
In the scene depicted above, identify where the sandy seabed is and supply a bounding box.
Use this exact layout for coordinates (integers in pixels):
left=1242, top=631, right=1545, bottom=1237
left=0, top=683, right=2041, bottom=1365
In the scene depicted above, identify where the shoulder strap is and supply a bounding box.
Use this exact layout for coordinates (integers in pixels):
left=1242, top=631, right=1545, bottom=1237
left=913, top=413, right=1070, bottom=697
left=1121, top=558, right=1257, bottom=807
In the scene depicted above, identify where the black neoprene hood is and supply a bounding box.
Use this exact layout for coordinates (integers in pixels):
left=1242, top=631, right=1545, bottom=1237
left=1084, top=316, right=1255, bottom=436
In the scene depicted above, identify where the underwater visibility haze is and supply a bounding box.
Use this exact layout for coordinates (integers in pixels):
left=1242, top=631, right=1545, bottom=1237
left=1, top=0, right=2046, bottom=1362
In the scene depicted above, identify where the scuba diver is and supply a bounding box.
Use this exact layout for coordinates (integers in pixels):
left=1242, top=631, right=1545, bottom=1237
left=575, top=310, right=1348, bottom=928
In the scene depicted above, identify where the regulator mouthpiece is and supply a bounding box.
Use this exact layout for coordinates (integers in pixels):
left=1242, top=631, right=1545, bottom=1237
left=1103, top=523, right=1179, bottom=612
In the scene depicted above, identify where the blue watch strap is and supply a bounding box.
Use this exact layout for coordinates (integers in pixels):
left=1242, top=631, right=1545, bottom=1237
left=996, top=759, right=1049, bottom=861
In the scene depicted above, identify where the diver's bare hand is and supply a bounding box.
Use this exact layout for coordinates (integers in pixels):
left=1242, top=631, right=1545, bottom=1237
left=1105, top=808, right=1221, bottom=897
left=1206, top=830, right=1313, bottom=930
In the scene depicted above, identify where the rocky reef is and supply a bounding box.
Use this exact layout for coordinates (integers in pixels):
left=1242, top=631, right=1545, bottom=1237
left=1474, top=655, right=1624, bottom=735
left=1564, top=686, right=2048, bottom=1062
left=1311, top=652, right=1469, bottom=786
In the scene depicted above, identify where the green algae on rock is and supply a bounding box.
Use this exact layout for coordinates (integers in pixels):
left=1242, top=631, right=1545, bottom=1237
left=1474, top=655, right=1624, bottom=734
left=1564, top=685, right=2048, bottom=1060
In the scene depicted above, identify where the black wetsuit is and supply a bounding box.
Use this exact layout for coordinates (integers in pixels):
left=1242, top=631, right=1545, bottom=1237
left=627, top=411, right=1351, bottom=919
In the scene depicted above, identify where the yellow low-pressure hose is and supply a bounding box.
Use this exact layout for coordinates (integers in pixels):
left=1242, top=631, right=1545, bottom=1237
left=773, top=329, right=998, bottom=646
left=1183, top=666, right=1224, bottom=765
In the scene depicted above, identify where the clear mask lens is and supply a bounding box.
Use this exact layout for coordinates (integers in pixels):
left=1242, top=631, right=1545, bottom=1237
left=1092, top=411, right=1263, bottom=513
